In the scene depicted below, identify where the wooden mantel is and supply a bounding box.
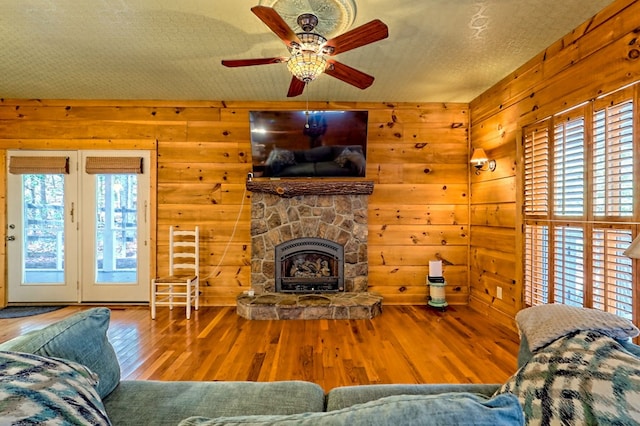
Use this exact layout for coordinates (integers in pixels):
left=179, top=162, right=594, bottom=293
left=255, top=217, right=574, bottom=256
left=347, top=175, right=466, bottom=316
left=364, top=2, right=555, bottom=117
left=246, top=179, right=374, bottom=198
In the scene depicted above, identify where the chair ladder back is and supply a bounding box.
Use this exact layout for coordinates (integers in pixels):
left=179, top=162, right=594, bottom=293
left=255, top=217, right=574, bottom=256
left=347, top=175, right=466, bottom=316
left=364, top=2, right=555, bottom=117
left=168, top=226, right=199, bottom=276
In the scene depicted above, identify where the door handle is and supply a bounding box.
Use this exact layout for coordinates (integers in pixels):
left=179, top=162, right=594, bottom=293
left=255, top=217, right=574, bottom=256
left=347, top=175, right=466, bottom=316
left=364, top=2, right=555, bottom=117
left=6, top=236, right=15, bottom=241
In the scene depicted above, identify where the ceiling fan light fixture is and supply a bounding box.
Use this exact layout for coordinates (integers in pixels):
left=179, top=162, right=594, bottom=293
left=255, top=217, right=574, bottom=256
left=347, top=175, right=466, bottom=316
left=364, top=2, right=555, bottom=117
left=291, top=32, right=328, bottom=54
left=287, top=52, right=327, bottom=83
left=222, top=5, right=388, bottom=96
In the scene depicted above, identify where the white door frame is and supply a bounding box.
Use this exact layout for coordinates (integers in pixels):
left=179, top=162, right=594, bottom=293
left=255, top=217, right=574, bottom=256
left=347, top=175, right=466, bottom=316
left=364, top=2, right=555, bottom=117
left=7, top=150, right=150, bottom=303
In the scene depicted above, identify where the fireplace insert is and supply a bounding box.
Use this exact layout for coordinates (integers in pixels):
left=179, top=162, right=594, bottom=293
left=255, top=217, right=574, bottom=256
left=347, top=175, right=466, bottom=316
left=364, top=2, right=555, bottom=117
left=275, top=238, right=344, bottom=293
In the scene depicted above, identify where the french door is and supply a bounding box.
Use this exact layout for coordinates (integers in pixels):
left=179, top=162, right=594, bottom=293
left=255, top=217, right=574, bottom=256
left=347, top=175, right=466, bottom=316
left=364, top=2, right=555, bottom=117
left=7, top=150, right=150, bottom=303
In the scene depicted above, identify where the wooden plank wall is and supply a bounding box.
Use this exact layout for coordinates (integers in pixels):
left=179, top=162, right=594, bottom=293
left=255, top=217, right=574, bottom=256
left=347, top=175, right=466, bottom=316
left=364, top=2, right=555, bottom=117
left=0, top=100, right=469, bottom=307
left=468, top=0, right=640, bottom=328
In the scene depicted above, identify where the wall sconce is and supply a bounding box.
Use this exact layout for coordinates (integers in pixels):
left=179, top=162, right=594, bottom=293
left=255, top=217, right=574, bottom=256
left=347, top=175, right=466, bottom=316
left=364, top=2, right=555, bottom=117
left=470, top=148, right=496, bottom=175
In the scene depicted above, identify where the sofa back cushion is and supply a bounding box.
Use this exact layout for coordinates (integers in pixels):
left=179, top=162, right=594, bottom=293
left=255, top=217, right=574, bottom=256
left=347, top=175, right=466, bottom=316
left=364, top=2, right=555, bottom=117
left=177, top=392, right=524, bottom=426
left=0, top=307, right=120, bottom=398
left=103, top=380, right=326, bottom=425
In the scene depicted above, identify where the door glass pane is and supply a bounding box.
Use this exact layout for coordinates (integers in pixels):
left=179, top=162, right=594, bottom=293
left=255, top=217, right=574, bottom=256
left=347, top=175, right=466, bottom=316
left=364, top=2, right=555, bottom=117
left=95, top=174, right=138, bottom=283
left=23, top=174, right=65, bottom=284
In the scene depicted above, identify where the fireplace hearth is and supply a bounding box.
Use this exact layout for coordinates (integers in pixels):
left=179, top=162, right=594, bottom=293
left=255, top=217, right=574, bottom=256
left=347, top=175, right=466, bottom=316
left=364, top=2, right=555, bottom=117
left=275, top=238, right=344, bottom=293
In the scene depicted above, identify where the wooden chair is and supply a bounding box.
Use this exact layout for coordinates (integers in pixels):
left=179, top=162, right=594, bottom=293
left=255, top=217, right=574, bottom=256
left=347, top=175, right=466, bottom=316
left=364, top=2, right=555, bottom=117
left=151, top=226, right=199, bottom=319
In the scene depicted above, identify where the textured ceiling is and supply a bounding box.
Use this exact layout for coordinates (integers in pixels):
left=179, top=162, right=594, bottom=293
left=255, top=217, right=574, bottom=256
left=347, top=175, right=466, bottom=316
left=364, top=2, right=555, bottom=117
left=0, top=0, right=615, bottom=103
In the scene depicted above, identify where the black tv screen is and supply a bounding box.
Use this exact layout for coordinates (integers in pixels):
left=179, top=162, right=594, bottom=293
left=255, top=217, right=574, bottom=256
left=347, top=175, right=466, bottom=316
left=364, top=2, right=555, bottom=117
left=249, top=110, right=368, bottom=178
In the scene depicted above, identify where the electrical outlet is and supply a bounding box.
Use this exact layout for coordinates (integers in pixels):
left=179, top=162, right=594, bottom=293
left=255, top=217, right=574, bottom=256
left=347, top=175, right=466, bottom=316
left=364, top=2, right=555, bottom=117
left=496, top=286, right=503, bottom=300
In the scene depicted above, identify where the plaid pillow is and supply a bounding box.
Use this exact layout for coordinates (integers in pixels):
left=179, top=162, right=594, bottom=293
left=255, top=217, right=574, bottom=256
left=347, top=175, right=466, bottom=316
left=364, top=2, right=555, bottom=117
left=496, top=330, right=640, bottom=425
left=0, top=351, right=111, bottom=425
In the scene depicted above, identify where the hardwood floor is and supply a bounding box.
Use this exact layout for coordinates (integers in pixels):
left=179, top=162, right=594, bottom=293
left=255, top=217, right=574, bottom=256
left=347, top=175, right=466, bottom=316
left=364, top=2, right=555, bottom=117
left=0, top=305, right=520, bottom=392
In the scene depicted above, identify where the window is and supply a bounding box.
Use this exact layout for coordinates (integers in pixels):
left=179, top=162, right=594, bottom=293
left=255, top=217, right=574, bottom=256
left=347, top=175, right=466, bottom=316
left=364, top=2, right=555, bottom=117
left=524, top=224, right=549, bottom=306
left=592, top=228, right=633, bottom=320
left=523, top=86, right=638, bottom=323
left=593, top=100, right=634, bottom=217
left=553, top=116, right=585, bottom=217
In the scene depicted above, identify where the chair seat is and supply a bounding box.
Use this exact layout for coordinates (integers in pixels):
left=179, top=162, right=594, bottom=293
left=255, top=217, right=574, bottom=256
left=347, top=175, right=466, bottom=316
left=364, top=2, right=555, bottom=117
left=154, top=275, right=197, bottom=283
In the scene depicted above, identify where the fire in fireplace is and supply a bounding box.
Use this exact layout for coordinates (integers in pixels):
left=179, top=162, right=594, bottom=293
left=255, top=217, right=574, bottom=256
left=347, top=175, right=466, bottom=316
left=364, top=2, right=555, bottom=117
left=275, top=238, right=344, bottom=293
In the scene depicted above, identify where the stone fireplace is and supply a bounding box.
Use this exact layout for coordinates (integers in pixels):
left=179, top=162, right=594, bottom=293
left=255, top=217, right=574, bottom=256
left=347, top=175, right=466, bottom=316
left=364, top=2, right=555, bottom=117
left=237, top=180, right=382, bottom=320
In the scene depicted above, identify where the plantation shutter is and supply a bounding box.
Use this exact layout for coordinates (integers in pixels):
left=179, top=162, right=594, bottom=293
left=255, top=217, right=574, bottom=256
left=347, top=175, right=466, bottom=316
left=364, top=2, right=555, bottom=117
left=523, top=85, right=638, bottom=320
left=9, top=156, right=69, bottom=174
left=523, top=122, right=550, bottom=217
left=553, top=115, right=585, bottom=216
left=553, top=226, right=584, bottom=306
left=592, top=228, right=634, bottom=320
left=524, top=224, right=549, bottom=306
left=592, top=99, right=634, bottom=217
left=85, top=157, right=143, bottom=174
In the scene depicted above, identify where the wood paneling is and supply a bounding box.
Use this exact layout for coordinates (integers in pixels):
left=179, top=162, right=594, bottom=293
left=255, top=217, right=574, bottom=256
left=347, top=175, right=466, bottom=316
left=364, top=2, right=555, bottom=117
left=0, top=100, right=469, bottom=307
left=468, top=0, right=640, bottom=329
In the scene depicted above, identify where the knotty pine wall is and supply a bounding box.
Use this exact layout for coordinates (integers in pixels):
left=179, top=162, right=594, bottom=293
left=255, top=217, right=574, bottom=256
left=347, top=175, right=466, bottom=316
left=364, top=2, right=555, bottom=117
left=468, top=0, right=640, bottom=328
left=0, top=100, right=470, bottom=307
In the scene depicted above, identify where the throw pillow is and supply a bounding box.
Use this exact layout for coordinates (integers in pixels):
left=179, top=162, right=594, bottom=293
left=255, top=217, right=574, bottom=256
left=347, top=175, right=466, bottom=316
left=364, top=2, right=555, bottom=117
left=266, top=148, right=296, bottom=175
left=333, top=148, right=365, bottom=175
left=334, top=148, right=353, bottom=167
left=496, top=330, right=640, bottom=425
left=0, top=307, right=120, bottom=398
left=0, top=351, right=111, bottom=425
left=515, top=304, right=639, bottom=352
left=178, top=392, right=524, bottom=425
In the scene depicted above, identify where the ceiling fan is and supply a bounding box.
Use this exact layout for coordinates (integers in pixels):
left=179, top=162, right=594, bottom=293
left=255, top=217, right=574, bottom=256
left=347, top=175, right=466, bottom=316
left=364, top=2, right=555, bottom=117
left=221, top=6, right=388, bottom=97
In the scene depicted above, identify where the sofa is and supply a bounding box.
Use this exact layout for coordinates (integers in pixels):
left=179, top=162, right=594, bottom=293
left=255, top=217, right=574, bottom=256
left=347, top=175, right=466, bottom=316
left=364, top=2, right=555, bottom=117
left=263, top=145, right=366, bottom=177
left=0, top=305, right=639, bottom=425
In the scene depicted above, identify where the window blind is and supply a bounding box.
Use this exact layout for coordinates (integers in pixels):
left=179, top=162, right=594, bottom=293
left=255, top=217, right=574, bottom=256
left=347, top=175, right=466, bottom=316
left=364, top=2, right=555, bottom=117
left=85, top=157, right=143, bottom=174
left=592, top=228, right=634, bottom=320
left=9, top=156, right=69, bottom=174
left=593, top=100, right=634, bottom=217
left=553, top=116, right=585, bottom=216
left=524, top=224, right=550, bottom=306
left=553, top=226, right=584, bottom=307
left=523, top=122, right=550, bottom=216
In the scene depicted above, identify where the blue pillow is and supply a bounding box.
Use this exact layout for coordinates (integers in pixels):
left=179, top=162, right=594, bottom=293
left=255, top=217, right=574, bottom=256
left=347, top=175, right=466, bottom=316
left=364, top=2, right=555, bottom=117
left=0, top=307, right=120, bottom=398
left=178, top=392, right=524, bottom=425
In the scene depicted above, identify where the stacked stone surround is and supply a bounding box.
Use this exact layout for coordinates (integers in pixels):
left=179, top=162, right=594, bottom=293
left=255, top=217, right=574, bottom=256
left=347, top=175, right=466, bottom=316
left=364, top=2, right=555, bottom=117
left=245, top=186, right=381, bottom=320
left=250, top=192, right=369, bottom=293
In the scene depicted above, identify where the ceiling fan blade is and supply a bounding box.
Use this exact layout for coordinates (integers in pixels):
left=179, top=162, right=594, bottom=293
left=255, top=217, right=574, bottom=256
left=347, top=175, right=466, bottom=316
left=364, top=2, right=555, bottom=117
left=251, top=6, right=301, bottom=48
left=325, top=60, right=374, bottom=90
left=221, top=57, right=285, bottom=67
left=324, top=20, right=389, bottom=55
left=287, top=76, right=306, bottom=97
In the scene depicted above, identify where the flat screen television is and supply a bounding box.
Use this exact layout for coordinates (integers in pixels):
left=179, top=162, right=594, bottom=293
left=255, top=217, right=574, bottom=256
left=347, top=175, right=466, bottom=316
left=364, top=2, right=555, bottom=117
left=249, top=110, right=368, bottom=178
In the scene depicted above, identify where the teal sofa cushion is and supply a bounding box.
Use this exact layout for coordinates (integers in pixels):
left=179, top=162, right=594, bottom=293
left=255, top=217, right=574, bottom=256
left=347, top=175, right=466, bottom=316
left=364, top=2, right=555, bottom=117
left=0, top=351, right=111, bottom=425
left=178, top=392, right=523, bottom=426
left=0, top=307, right=120, bottom=399
left=103, top=380, right=326, bottom=426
